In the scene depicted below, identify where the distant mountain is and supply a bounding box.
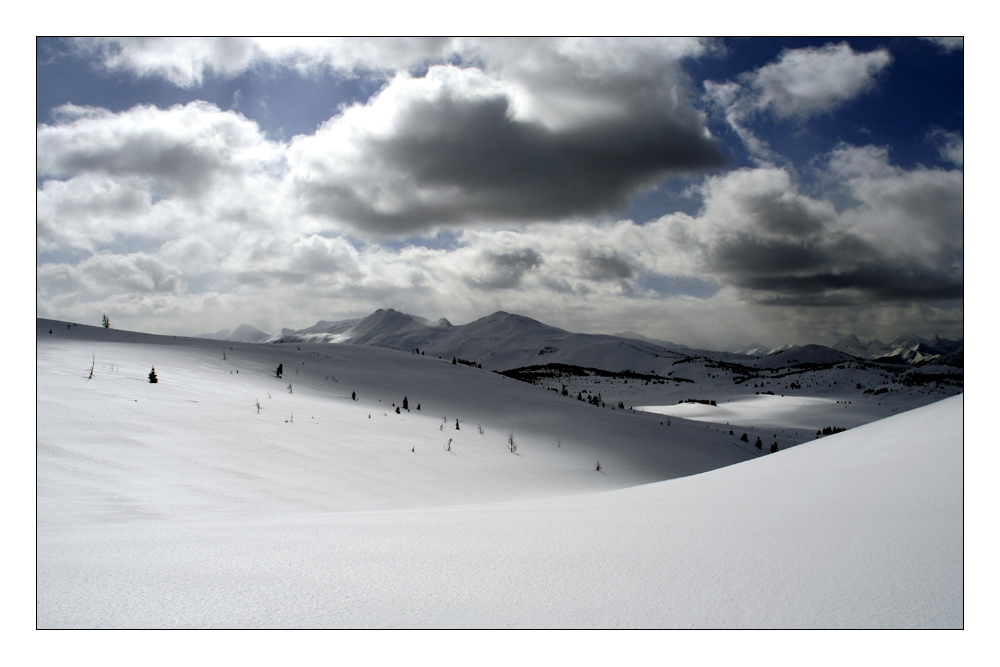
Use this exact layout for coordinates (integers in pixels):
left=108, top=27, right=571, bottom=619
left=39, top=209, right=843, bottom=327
left=753, top=344, right=857, bottom=369
left=265, top=308, right=713, bottom=373
left=203, top=310, right=959, bottom=373
left=833, top=334, right=963, bottom=367
left=197, top=324, right=271, bottom=344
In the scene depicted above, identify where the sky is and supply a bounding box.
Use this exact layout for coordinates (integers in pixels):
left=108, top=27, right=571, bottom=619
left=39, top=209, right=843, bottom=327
left=35, top=37, right=964, bottom=349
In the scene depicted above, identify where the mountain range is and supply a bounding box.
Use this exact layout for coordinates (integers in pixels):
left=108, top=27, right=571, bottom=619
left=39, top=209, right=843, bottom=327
left=197, top=309, right=962, bottom=369
left=831, top=334, right=963, bottom=367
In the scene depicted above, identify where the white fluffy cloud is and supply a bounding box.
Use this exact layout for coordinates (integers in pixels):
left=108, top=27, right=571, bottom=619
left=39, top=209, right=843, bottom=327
left=37, top=102, right=290, bottom=253
left=745, top=42, right=891, bottom=119
left=705, top=43, right=892, bottom=163
left=70, top=37, right=463, bottom=88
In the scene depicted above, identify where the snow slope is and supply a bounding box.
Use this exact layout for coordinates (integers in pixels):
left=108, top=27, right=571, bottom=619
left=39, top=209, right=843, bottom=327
left=36, top=321, right=962, bottom=628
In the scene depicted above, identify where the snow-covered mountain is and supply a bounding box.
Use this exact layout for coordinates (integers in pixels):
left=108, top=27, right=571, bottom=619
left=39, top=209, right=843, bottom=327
left=262, top=308, right=687, bottom=372
left=201, top=310, right=965, bottom=379
left=197, top=324, right=271, bottom=344
left=833, top=334, right=963, bottom=367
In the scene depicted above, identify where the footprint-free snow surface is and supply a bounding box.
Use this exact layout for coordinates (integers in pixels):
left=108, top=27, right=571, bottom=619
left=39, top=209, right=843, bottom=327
left=37, top=321, right=962, bottom=627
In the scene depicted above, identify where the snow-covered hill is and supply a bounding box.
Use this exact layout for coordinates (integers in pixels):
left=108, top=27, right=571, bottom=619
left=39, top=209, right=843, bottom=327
left=197, top=324, right=271, bottom=344
left=36, top=319, right=963, bottom=627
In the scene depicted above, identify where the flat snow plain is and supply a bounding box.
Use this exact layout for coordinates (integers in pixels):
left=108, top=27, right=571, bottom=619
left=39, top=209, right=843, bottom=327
left=639, top=395, right=844, bottom=430
left=37, top=321, right=962, bottom=628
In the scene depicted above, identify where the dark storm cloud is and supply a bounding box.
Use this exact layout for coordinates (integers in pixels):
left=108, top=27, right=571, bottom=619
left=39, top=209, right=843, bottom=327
left=714, top=233, right=962, bottom=303
left=291, top=64, right=724, bottom=234
left=703, top=200, right=961, bottom=305
left=465, top=248, right=543, bottom=290
left=583, top=252, right=635, bottom=281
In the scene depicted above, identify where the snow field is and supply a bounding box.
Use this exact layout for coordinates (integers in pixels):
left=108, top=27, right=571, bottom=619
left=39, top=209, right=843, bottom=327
left=36, top=322, right=963, bottom=627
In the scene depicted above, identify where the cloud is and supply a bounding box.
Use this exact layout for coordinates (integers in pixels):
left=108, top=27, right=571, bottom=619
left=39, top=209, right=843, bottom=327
left=37, top=102, right=284, bottom=198
left=38, top=252, right=184, bottom=297
left=705, top=43, right=891, bottom=162
left=37, top=102, right=290, bottom=255
left=745, top=42, right=891, bottom=119
left=465, top=248, right=543, bottom=290
left=583, top=252, right=635, bottom=281
left=54, top=39, right=724, bottom=233
left=688, top=146, right=962, bottom=305
left=919, top=37, right=963, bottom=53
left=928, top=129, right=963, bottom=167
left=290, top=63, right=723, bottom=233
left=69, top=37, right=462, bottom=87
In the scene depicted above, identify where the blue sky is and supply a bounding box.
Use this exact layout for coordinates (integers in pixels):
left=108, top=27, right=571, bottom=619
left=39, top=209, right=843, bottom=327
left=35, top=37, right=964, bottom=348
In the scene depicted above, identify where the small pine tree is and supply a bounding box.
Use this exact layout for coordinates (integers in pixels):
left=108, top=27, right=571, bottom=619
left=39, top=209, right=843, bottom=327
left=148, top=366, right=158, bottom=383
left=416, top=403, right=421, bottom=410
left=770, top=442, right=778, bottom=453
left=352, top=391, right=357, bottom=400
left=276, top=364, right=283, bottom=378
left=396, top=406, right=400, bottom=414
left=403, top=396, right=409, bottom=410
left=595, top=460, right=601, bottom=472
left=740, top=433, right=749, bottom=443
left=452, top=357, right=457, bottom=365
left=455, top=419, right=460, bottom=430
left=755, top=436, right=763, bottom=450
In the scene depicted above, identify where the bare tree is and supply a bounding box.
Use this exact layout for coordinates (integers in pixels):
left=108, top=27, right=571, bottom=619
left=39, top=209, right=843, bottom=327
left=507, top=430, right=517, bottom=453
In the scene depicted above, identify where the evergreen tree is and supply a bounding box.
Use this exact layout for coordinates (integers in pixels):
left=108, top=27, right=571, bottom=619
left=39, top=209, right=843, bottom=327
left=770, top=442, right=778, bottom=453
left=740, top=433, right=749, bottom=443
left=148, top=366, right=158, bottom=383
left=276, top=364, right=283, bottom=378
left=452, top=357, right=457, bottom=365
left=352, top=391, right=356, bottom=400
left=402, top=396, right=409, bottom=410
left=455, top=419, right=460, bottom=430
left=755, top=436, right=763, bottom=450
